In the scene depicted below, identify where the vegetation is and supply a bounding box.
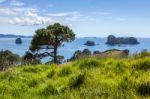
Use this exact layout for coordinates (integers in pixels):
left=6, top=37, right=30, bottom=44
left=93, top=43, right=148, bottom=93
left=22, top=51, right=41, bottom=65
left=0, top=50, right=20, bottom=70
left=29, top=23, right=75, bottom=64
left=0, top=53, right=150, bottom=99
left=69, top=49, right=91, bottom=61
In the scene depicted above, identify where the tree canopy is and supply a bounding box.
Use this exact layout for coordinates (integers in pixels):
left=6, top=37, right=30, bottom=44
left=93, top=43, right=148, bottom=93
left=29, top=23, right=75, bottom=64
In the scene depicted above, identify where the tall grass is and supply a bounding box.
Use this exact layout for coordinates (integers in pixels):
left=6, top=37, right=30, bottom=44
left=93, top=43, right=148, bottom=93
left=0, top=55, right=150, bottom=99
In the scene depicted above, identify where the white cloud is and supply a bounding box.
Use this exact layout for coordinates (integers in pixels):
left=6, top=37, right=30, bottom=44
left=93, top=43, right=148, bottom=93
left=0, top=8, right=17, bottom=15
left=8, top=15, right=53, bottom=26
left=9, top=16, right=52, bottom=26
left=9, top=0, right=25, bottom=6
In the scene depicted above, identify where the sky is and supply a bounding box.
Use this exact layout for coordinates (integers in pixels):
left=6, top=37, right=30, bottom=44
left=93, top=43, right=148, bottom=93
left=0, top=0, right=150, bottom=37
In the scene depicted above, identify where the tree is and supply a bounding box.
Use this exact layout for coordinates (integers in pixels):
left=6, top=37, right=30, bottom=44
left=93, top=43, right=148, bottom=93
left=22, top=51, right=41, bottom=65
left=0, top=50, right=20, bottom=70
left=82, top=49, right=91, bottom=56
left=29, top=23, right=75, bottom=64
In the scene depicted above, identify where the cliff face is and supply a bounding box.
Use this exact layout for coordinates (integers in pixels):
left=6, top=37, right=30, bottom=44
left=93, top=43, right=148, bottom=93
left=106, top=35, right=140, bottom=45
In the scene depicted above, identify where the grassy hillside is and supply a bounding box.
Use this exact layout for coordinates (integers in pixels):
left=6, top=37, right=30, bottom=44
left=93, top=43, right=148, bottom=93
left=0, top=55, right=150, bottom=99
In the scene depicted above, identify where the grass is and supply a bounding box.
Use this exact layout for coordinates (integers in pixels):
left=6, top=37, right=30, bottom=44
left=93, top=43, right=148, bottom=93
left=0, top=56, right=150, bottom=99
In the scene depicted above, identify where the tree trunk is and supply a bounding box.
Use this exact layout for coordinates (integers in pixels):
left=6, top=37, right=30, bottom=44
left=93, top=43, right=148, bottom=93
left=53, top=46, right=58, bottom=63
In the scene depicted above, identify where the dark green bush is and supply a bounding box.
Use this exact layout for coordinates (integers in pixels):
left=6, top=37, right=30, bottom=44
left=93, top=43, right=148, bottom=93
left=69, top=73, right=85, bottom=88
left=138, top=81, right=150, bottom=96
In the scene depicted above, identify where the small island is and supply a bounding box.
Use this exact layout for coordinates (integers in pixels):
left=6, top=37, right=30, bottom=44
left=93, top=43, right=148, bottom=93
left=15, top=38, right=22, bottom=44
left=84, top=41, right=95, bottom=46
left=106, top=35, right=140, bottom=45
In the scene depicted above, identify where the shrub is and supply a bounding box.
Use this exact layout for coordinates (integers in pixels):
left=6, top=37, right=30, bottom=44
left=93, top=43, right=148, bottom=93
left=41, top=83, right=58, bottom=96
left=0, top=50, right=20, bottom=70
left=58, top=67, right=72, bottom=76
left=133, top=60, right=150, bottom=71
left=79, top=59, right=100, bottom=69
left=137, top=81, right=150, bottom=96
left=69, top=73, right=85, bottom=88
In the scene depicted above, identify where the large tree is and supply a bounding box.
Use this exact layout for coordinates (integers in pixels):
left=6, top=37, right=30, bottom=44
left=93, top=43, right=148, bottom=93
left=29, top=23, right=75, bottom=64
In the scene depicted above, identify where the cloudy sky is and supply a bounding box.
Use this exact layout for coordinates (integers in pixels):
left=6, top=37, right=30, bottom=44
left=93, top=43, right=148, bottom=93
left=0, top=0, right=150, bottom=37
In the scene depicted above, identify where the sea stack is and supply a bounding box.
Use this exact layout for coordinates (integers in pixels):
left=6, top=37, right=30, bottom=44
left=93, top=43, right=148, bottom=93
left=84, top=41, right=95, bottom=46
left=15, top=38, right=22, bottom=44
left=106, top=35, right=139, bottom=45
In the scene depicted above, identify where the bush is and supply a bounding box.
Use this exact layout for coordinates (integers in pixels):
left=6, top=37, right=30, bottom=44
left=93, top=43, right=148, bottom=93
left=79, top=59, right=101, bottom=69
left=58, top=67, right=72, bottom=76
left=133, top=60, right=150, bottom=71
left=69, top=73, right=85, bottom=88
left=0, top=50, right=20, bottom=70
left=138, top=81, right=150, bottom=96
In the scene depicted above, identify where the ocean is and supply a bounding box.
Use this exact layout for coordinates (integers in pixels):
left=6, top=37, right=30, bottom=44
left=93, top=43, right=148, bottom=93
left=0, top=37, right=150, bottom=61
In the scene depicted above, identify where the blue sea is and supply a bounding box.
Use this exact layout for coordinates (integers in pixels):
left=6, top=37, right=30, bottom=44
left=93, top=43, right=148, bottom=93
left=0, top=37, right=150, bottom=61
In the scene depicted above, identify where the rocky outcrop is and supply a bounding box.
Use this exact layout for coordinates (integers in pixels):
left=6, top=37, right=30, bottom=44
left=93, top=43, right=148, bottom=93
left=68, top=49, right=129, bottom=62
left=106, top=35, right=139, bottom=45
left=15, top=38, right=22, bottom=44
left=84, top=41, right=95, bottom=46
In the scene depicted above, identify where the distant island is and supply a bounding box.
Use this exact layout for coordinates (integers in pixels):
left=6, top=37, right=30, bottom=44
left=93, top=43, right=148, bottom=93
left=0, top=34, right=32, bottom=38
left=84, top=41, right=95, bottom=46
left=15, top=38, right=23, bottom=44
left=106, top=35, right=140, bottom=45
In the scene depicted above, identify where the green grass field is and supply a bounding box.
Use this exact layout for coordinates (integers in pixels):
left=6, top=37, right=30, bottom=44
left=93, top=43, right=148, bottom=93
left=0, top=54, right=150, bottom=99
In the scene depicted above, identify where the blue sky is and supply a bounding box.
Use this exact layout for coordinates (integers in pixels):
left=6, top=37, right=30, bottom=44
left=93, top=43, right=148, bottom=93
left=0, top=0, right=150, bottom=37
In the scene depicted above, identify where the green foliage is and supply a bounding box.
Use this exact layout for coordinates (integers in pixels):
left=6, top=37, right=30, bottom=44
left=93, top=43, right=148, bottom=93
left=29, top=23, right=75, bottom=64
left=69, top=73, right=85, bottom=88
left=132, top=59, right=150, bottom=71
left=28, top=79, right=39, bottom=88
left=58, top=66, right=72, bottom=76
left=0, top=55, right=150, bottom=98
left=22, top=66, right=42, bottom=73
left=79, top=58, right=101, bottom=69
left=0, top=50, right=20, bottom=70
left=47, top=70, right=56, bottom=78
left=137, top=81, right=150, bottom=96
left=22, top=51, right=41, bottom=65
left=69, top=49, right=91, bottom=61
left=41, top=83, right=58, bottom=96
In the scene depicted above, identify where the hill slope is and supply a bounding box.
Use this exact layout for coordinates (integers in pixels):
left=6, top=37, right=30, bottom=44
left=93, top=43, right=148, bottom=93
left=0, top=56, right=150, bottom=99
